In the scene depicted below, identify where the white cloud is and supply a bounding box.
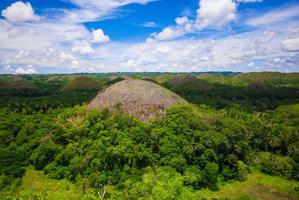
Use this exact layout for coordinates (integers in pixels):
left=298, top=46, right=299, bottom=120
left=71, top=41, right=94, bottom=54
left=2, top=26, right=298, bottom=73
left=1, top=1, right=40, bottom=23
left=0, top=0, right=298, bottom=73
left=246, top=5, right=299, bottom=26
left=15, top=65, right=37, bottom=74
left=148, top=27, right=186, bottom=42
left=148, top=0, right=237, bottom=41
left=282, top=38, right=299, bottom=52
left=65, top=0, right=157, bottom=22
left=272, top=57, right=286, bottom=64
left=91, top=29, right=110, bottom=43
left=281, top=26, right=299, bottom=52
left=143, top=21, right=158, bottom=28
left=175, top=17, right=190, bottom=26
left=195, top=0, right=237, bottom=28
left=60, top=52, right=75, bottom=61
left=0, top=0, right=154, bottom=73
left=248, top=62, right=255, bottom=67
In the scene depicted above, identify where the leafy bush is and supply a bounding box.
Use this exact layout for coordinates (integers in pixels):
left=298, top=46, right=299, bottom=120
left=257, top=152, right=295, bottom=178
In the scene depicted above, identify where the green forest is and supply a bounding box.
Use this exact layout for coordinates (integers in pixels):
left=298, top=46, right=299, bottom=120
left=0, top=72, right=299, bottom=200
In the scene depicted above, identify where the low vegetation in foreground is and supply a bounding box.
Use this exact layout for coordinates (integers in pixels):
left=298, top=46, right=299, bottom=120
left=0, top=72, right=298, bottom=199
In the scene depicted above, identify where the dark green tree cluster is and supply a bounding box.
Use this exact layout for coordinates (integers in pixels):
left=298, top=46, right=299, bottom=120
left=1, top=102, right=298, bottom=198
left=165, top=81, right=299, bottom=111
left=0, top=73, right=299, bottom=199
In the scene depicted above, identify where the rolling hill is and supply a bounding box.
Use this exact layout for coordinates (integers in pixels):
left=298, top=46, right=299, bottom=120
left=62, top=77, right=103, bottom=90
left=88, top=79, right=187, bottom=120
left=166, top=74, right=211, bottom=90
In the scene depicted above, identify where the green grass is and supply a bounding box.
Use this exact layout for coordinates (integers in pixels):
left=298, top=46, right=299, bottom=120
left=198, top=170, right=299, bottom=200
left=5, top=167, right=299, bottom=200
left=16, top=167, right=82, bottom=200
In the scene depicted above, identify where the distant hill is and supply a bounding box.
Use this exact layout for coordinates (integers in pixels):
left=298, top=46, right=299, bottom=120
left=0, top=80, right=8, bottom=88
left=62, top=77, right=103, bottom=90
left=197, top=74, right=235, bottom=85
left=141, top=77, right=159, bottom=84
left=197, top=72, right=299, bottom=89
left=234, top=72, right=299, bottom=88
left=166, top=74, right=211, bottom=90
left=105, top=77, right=125, bottom=86
left=0, top=81, right=37, bottom=89
left=88, top=79, right=187, bottom=120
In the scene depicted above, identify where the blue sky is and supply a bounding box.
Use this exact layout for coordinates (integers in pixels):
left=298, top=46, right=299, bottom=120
left=0, top=0, right=299, bottom=73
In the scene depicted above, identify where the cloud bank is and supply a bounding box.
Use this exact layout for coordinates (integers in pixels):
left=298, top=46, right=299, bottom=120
left=0, top=0, right=298, bottom=74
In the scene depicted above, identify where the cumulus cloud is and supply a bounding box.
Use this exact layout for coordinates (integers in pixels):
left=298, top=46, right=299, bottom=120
left=148, top=0, right=237, bottom=41
left=0, top=0, right=298, bottom=73
left=1, top=27, right=299, bottom=73
left=71, top=41, right=94, bottom=54
left=1, top=1, right=40, bottom=23
left=195, top=0, right=237, bottom=28
left=148, top=27, right=186, bottom=42
left=147, top=17, right=191, bottom=42
left=282, top=38, right=299, bottom=52
left=91, top=29, right=110, bottom=43
left=281, top=26, right=299, bottom=52
left=0, top=0, right=146, bottom=73
left=175, top=17, right=190, bottom=26
left=15, top=65, right=37, bottom=74
left=105, top=29, right=294, bottom=72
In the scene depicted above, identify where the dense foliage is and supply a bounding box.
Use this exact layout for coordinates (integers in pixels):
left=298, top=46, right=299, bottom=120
left=1, top=103, right=298, bottom=199
left=165, top=79, right=299, bottom=111
left=0, top=72, right=298, bottom=199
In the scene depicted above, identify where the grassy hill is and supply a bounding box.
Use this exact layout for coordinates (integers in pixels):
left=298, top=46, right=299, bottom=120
left=166, top=74, right=212, bottom=90
left=198, top=72, right=299, bottom=89
left=88, top=79, right=187, bottom=120
left=0, top=81, right=37, bottom=89
left=63, top=77, right=103, bottom=90
left=234, top=72, right=299, bottom=88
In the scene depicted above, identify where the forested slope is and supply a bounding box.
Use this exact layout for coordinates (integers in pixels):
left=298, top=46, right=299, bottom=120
left=0, top=73, right=298, bottom=199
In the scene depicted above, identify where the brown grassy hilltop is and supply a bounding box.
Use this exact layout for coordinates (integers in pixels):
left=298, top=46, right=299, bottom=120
left=167, top=74, right=211, bottom=89
left=63, top=77, right=103, bottom=90
left=88, top=79, right=188, bottom=121
left=0, top=81, right=37, bottom=89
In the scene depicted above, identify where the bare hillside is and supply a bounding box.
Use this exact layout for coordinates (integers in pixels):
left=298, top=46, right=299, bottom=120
left=88, top=79, right=187, bottom=120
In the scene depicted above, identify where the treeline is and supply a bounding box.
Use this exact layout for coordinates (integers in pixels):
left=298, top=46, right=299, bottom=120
left=1, top=103, right=298, bottom=198
left=0, top=79, right=98, bottom=114
left=0, top=90, right=98, bottom=114
left=165, top=81, right=299, bottom=111
left=1, top=73, right=299, bottom=113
